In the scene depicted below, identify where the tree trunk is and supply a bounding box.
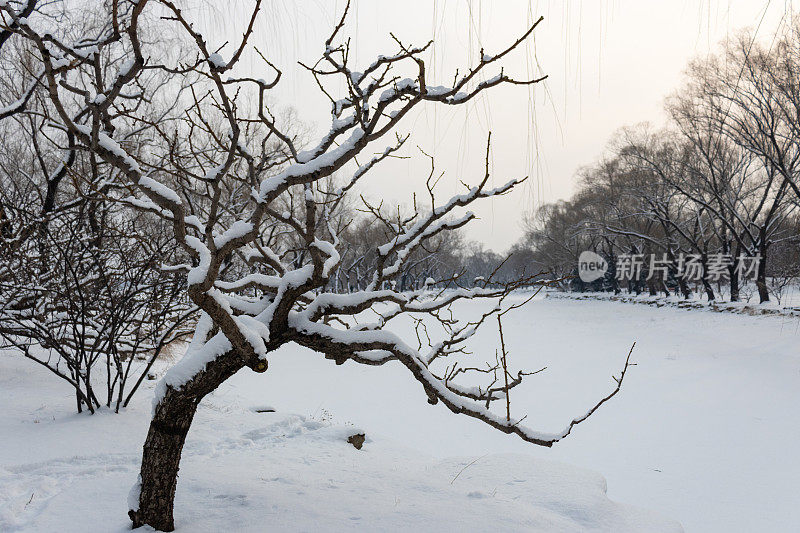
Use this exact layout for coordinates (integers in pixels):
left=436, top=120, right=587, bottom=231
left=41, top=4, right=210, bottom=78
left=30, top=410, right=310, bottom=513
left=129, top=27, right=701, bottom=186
left=756, top=242, right=769, bottom=304
left=129, top=388, right=198, bottom=531
left=76, top=387, right=83, bottom=413
left=729, top=264, right=739, bottom=302
left=130, top=352, right=246, bottom=531
left=700, top=254, right=715, bottom=301
left=702, top=278, right=715, bottom=301
left=678, top=275, right=691, bottom=299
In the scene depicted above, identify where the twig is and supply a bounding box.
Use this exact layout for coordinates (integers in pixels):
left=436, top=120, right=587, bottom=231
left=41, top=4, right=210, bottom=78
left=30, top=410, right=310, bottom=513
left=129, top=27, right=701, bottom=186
left=450, top=454, right=488, bottom=485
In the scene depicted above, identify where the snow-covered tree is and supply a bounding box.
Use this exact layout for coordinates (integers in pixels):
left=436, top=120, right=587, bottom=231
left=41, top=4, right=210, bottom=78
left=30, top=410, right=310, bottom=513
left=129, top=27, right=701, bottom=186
left=0, top=0, right=195, bottom=412
left=0, top=1, right=633, bottom=530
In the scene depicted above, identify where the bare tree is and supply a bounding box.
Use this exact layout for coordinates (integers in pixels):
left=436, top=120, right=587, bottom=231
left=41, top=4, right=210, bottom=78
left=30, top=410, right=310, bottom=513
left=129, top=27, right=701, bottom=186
left=0, top=1, right=634, bottom=530
left=670, top=43, right=798, bottom=303
left=0, top=1, right=195, bottom=411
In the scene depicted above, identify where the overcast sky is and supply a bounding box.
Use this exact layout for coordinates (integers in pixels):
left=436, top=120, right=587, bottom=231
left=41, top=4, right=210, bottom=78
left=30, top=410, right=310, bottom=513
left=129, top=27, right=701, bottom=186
left=205, top=0, right=794, bottom=252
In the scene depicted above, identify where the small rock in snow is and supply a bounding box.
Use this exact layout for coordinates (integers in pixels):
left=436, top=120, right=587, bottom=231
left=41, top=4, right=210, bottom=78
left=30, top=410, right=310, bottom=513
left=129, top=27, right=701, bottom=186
left=347, top=433, right=366, bottom=450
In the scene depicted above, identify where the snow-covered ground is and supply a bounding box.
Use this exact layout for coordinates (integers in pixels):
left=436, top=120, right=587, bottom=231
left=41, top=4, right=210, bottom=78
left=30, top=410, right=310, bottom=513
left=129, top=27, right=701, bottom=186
left=562, top=280, right=800, bottom=310
left=547, top=289, right=800, bottom=317
left=3, top=295, right=799, bottom=531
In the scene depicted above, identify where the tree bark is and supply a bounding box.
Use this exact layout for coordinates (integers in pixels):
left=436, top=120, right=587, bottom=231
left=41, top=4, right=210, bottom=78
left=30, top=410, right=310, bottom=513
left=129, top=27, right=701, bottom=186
left=129, top=352, right=246, bottom=531
left=756, top=241, right=770, bottom=304
left=702, top=278, right=715, bottom=301
left=129, top=388, right=198, bottom=532
left=700, top=254, right=715, bottom=301
left=677, top=274, right=691, bottom=299
left=729, top=267, right=739, bottom=302
left=729, top=244, right=740, bottom=302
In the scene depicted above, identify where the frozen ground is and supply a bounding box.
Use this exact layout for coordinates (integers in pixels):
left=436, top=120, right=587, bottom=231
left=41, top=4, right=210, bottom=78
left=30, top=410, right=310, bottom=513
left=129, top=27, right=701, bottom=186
left=2, top=294, right=799, bottom=531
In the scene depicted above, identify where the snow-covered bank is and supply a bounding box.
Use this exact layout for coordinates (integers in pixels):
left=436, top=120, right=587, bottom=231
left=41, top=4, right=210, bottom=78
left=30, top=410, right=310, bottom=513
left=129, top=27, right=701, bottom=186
left=546, top=290, right=800, bottom=317
left=0, top=352, right=679, bottom=532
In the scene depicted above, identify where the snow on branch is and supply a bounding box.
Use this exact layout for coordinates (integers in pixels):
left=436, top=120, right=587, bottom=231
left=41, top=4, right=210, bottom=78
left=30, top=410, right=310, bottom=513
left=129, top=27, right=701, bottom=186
left=4, top=0, right=632, bottom=470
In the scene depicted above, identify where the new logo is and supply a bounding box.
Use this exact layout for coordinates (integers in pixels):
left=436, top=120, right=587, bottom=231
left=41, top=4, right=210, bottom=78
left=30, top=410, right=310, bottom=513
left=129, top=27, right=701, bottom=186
left=578, top=251, right=608, bottom=282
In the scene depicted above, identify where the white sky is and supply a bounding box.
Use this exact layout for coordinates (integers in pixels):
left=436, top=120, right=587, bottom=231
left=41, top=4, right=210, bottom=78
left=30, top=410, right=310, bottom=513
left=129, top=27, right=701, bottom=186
left=204, top=0, right=795, bottom=252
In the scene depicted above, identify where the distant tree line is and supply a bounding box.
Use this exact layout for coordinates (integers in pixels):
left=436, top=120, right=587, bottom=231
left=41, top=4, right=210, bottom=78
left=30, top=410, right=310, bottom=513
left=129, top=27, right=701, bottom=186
left=327, top=211, right=541, bottom=293
left=517, top=22, right=800, bottom=303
